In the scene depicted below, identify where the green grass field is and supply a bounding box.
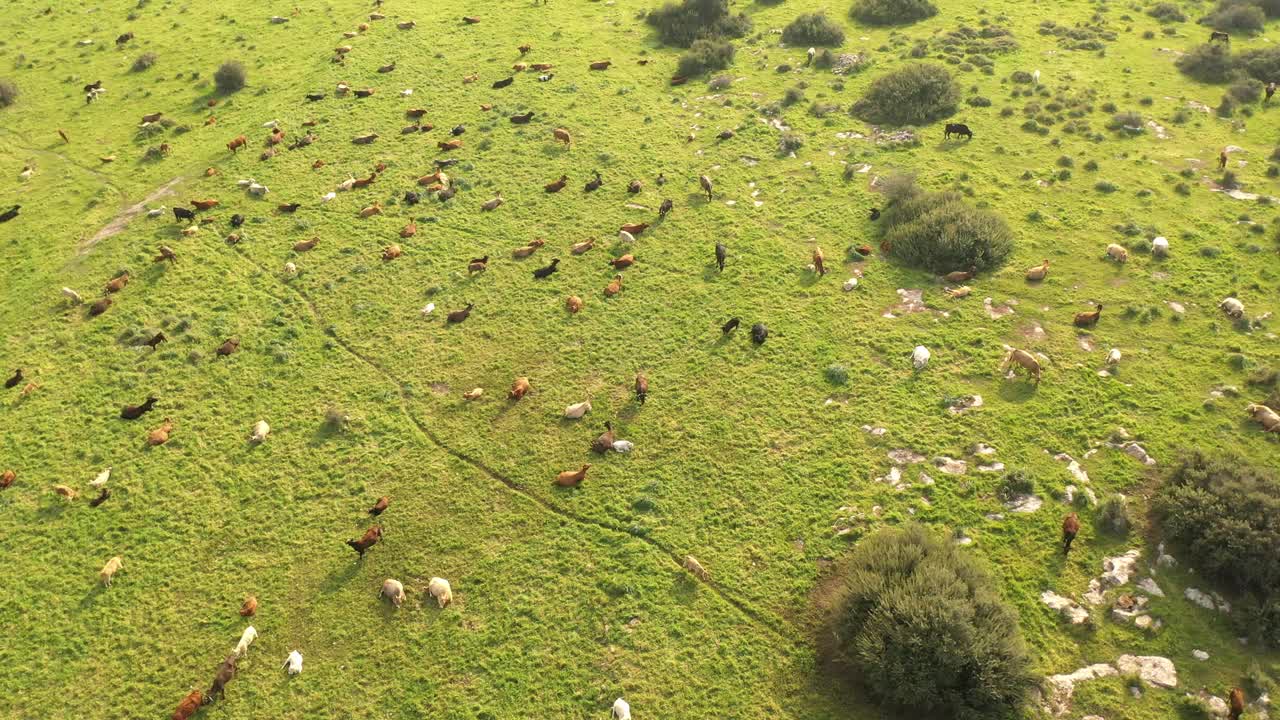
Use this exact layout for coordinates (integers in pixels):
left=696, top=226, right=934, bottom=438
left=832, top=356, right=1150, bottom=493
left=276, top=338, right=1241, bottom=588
left=1, top=0, right=1278, bottom=717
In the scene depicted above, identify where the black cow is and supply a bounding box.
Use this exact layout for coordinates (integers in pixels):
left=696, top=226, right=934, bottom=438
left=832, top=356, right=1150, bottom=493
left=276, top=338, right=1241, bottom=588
left=1267, top=82, right=1276, bottom=103
left=1210, top=31, right=1230, bottom=43
left=173, top=207, right=195, bottom=222
left=115, top=32, right=134, bottom=45
left=0, top=205, right=19, bottom=223
left=944, top=123, right=973, bottom=140
left=492, top=76, right=514, bottom=89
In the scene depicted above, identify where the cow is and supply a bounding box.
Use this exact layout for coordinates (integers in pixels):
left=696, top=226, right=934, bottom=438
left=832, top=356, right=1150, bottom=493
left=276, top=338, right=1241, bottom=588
left=1210, top=30, right=1230, bottom=43
left=944, top=123, right=973, bottom=140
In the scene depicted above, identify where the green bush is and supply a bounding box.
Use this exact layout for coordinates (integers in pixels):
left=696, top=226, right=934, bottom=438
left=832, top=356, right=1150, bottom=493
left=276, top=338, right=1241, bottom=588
left=1229, top=78, right=1264, bottom=102
left=213, top=60, right=247, bottom=93
left=783, top=12, right=846, bottom=46
left=677, top=38, right=736, bottom=76
left=826, top=524, right=1032, bottom=719
left=850, top=0, right=938, bottom=25
left=647, top=0, right=752, bottom=47
left=1149, top=2, right=1187, bottom=22
left=1154, top=451, right=1280, bottom=599
left=131, top=52, right=157, bottom=72
left=878, top=175, right=1014, bottom=273
left=825, top=363, right=850, bottom=384
left=0, top=78, right=17, bottom=108
left=851, top=63, right=958, bottom=126
left=778, top=131, right=804, bottom=154
left=1176, top=43, right=1235, bottom=83
left=1235, top=46, right=1280, bottom=82
left=1202, top=0, right=1266, bottom=32
left=1098, top=495, right=1131, bottom=535
left=996, top=470, right=1035, bottom=502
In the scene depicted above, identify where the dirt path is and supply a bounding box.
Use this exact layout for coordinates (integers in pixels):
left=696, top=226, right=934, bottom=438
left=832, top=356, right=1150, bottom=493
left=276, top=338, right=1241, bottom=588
left=80, top=175, right=183, bottom=252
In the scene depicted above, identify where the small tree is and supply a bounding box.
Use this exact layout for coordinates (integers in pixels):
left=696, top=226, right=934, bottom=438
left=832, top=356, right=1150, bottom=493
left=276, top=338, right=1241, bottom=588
left=1176, top=43, right=1235, bottom=83
left=677, top=38, right=736, bottom=76
left=0, top=78, right=18, bottom=108
left=647, top=0, right=752, bottom=47
left=851, top=63, right=958, bottom=126
left=214, top=60, right=247, bottom=94
left=850, top=0, right=938, bottom=25
left=782, top=12, right=846, bottom=46
left=131, top=52, right=157, bottom=72
left=878, top=174, right=1015, bottom=273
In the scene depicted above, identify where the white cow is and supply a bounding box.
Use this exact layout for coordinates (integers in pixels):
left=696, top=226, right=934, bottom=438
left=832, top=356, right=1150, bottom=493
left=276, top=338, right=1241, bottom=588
left=234, top=626, right=258, bottom=657
left=282, top=650, right=303, bottom=675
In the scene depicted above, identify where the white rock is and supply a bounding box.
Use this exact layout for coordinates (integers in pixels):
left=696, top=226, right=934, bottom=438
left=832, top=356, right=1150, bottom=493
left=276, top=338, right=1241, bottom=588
left=888, top=449, right=925, bottom=464
left=1106, top=348, right=1121, bottom=365
left=934, top=456, right=967, bottom=474
left=1083, top=550, right=1141, bottom=604
left=1134, top=615, right=1155, bottom=630
left=1192, top=650, right=1210, bottom=661
left=910, top=346, right=931, bottom=370
left=1185, top=587, right=1217, bottom=611
left=1005, top=494, right=1043, bottom=513
left=611, top=440, right=634, bottom=453
left=1115, top=655, right=1177, bottom=689
left=400, top=88, right=414, bottom=96
left=1042, top=590, right=1090, bottom=624
left=842, top=277, right=859, bottom=291
left=1137, top=578, right=1165, bottom=597
left=978, top=462, right=1005, bottom=473
left=1122, top=442, right=1156, bottom=466
left=1044, top=663, right=1119, bottom=716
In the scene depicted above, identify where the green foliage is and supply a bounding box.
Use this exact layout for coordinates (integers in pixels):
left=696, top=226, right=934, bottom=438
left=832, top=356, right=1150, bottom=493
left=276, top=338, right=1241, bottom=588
left=850, top=0, right=938, bottom=26
left=1229, top=78, right=1263, bottom=102
left=1154, top=452, right=1280, bottom=599
left=850, top=63, right=958, bottom=126
left=783, top=12, right=845, bottom=46
left=0, top=78, right=17, bottom=108
left=778, top=131, right=804, bottom=154
left=825, top=363, right=850, bottom=384
left=131, top=52, right=157, bottom=72
left=827, top=525, right=1032, bottom=720
left=213, top=60, right=247, bottom=93
left=878, top=175, right=1014, bottom=273
left=1235, top=46, right=1280, bottom=82
left=646, top=0, right=752, bottom=47
left=996, top=470, right=1035, bottom=502
left=1176, top=43, right=1235, bottom=83
left=1098, top=495, right=1131, bottom=535
left=1202, top=0, right=1266, bottom=32
left=1149, top=2, right=1188, bottom=22
left=677, top=38, right=736, bottom=77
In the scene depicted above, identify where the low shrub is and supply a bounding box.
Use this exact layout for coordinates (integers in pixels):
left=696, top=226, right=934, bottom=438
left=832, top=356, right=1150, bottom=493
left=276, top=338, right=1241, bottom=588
left=996, top=470, right=1035, bottom=502
left=1149, top=1, right=1187, bottom=21
left=778, top=131, right=804, bottom=154
left=1176, top=43, right=1235, bottom=83
left=131, top=52, right=157, bottom=72
left=1098, top=495, right=1131, bottom=535
left=878, top=174, right=1014, bottom=273
left=783, top=85, right=805, bottom=105
left=213, top=60, right=247, bottom=93
left=1229, top=78, right=1263, bottom=102
left=1202, top=0, right=1265, bottom=32
left=850, top=62, right=958, bottom=126
left=647, top=0, right=752, bottom=47
left=825, top=363, right=850, bottom=384
left=678, top=38, right=736, bottom=76
left=824, top=524, right=1032, bottom=719
left=1235, top=46, right=1280, bottom=82
left=0, top=78, right=17, bottom=108
left=1108, top=110, right=1144, bottom=131
left=850, top=0, right=938, bottom=26
left=782, top=12, right=846, bottom=46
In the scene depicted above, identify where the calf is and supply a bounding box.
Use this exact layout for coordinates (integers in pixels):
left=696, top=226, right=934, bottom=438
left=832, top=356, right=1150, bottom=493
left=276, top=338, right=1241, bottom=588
left=944, top=123, right=973, bottom=140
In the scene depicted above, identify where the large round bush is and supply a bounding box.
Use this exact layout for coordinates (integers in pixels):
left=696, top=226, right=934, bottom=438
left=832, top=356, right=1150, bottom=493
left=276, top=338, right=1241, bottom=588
left=850, top=0, right=938, bottom=25
left=214, top=60, right=247, bottom=94
left=782, top=12, right=846, bottom=46
left=678, top=38, right=736, bottom=76
left=826, top=524, right=1031, bottom=720
left=851, top=63, right=958, bottom=126
left=877, top=175, right=1014, bottom=273
left=0, top=78, right=18, bottom=108
left=647, top=0, right=752, bottom=47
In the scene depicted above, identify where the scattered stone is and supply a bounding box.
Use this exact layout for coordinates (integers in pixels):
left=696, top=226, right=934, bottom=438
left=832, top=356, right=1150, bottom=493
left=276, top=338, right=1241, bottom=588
left=978, top=462, right=1005, bottom=473
left=984, top=297, right=1015, bottom=319
left=985, top=512, right=1004, bottom=521
left=1005, top=494, right=1043, bottom=513
left=888, top=449, right=925, bottom=464
left=1133, top=614, right=1157, bottom=630
left=884, top=288, right=927, bottom=317
left=1114, top=655, right=1178, bottom=689
left=934, top=457, right=967, bottom=475
left=945, top=395, right=983, bottom=415
left=1042, top=590, right=1090, bottom=625
left=972, top=443, right=997, bottom=457
left=1184, top=587, right=1230, bottom=613
left=1168, top=301, right=1185, bottom=314
left=1083, top=550, right=1141, bottom=605
left=1192, top=650, right=1210, bottom=661
left=1054, top=453, right=1091, bottom=484
left=831, top=52, right=870, bottom=74
left=1189, top=689, right=1229, bottom=717
left=860, top=425, right=887, bottom=437
left=1044, top=663, right=1119, bottom=716
left=1078, top=334, right=1096, bottom=352
left=918, top=472, right=934, bottom=485
left=1137, top=578, right=1165, bottom=597
left=842, top=277, right=859, bottom=291
left=1063, top=485, right=1076, bottom=504
left=1122, top=442, right=1156, bottom=466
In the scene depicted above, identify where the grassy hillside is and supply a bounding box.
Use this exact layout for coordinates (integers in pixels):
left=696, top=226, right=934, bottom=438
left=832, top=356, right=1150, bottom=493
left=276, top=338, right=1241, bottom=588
left=0, top=0, right=1277, bottom=718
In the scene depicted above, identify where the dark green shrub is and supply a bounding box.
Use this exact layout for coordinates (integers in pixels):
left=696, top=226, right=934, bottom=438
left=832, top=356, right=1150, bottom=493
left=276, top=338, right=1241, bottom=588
left=825, top=363, right=851, bottom=384
left=825, top=524, right=1032, bottom=719
left=213, top=60, right=247, bottom=93
left=1098, top=495, right=1131, bottom=535
left=783, top=12, right=846, bottom=46
left=778, top=131, right=804, bottom=154
left=850, top=0, right=938, bottom=25
left=1095, top=180, right=1119, bottom=192
left=783, top=85, right=805, bottom=105
left=131, top=52, right=157, bottom=72
left=1235, top=46, right=1280, bottom=82
left=1229, top=78, right=1263, bottom=102
left=878, top=175, right=1014, bottom=273
left=647, top=0, right=752, bottom=47
left=1176, top=43, right=1234, bottom=83
left=1149, top=1, right=1187, bottom=21
left=0, top=78, right=17, bottom=108
left=967, top=95, right=991, bottom=106
left=996, top=470, right=1035, bottom=502
left=1202, top=0, right=1265, bottom=32
left=1108, top=110, right=1144, bottom=131
left=677, top=38, right=736, bottom=76
left=851, top=63, right=958, bottom=125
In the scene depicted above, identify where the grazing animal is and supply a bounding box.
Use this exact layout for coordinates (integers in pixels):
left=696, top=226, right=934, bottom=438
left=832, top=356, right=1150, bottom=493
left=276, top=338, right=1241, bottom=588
left=481, top=192, right=504, bottom=211
left=90, top=467, right=111, bottom=489
left=282, top=651, right=303, bottom=675
left=513, top=239, right=545, bottom=258
left=584, top=170, right=603, bottom=192
left=293, top=237, right=319, bottom=252
left=249, top=420, right=270, bottom=443
left=538, top=73, right=555, bottom=82
left=1210, top=30, right=1230, bottom=43
left=147, top=419, right=174, bottom=446
left=1062, top=513, right=1081, bottom=554
left=1025, top=260, right=1049, bottom=281
left=370, top=496, right=390, bottom=516
left=121, top=396, right=158, bottom=420
left=1106, top=243, right=1129, bottom=263
left=305, top=92, right=325, bottom=102
left=659, top=198, right=673, bottom=218
left=943, top=285, right=971, bottom=299
left=613, top=698, right=631, bottom=720
left=173, top=206, right=196, bottom=223
left=463, top=15, right=481, bottom=23
left=204, top=653, right=238, bottom=705
left=140, top=112, right=164, bottom=124
left=1073, top=303, right=1103, bottom=328
left=684, top=556, right=710, bottom=581
left=1219, top=148, right=1229, bottom=170
left=715, top=243, right=727, bottom=271
left=619, top=223, right=648, bottom=235
left=571, top=238, right=595, bottom=255
left=1268, top=82, right=1277, bottom=103
left=1246, top=403, right=1280, bottom=432
left=812, top=247, right=826, bottom=276
left=438, top=138, right=463, bottom=151
left=751, top=323, right=768, bottom=345
left=722, top=317, right=740, bottom=334
left=555, top=464, right=590, bottom=487
left=378, top=63, right=396, bottom=74
left=1151, top=237, right=1169, bottom=257
left=54, top=484, right=79, bottom=500
left=352, top=133, right=379, bottom=145
left=89, top=488, right=111, bottom=507
left=346, top=526, right=383, bottom=558
left=0, top=469, right=13, bottom=489
left=492, top=76, right=514, bottom=89
left=354, top=88, right=375, bottom=98
left=699, top=175, right=713, bottom=200
left=240, top=596, right=258, bottom=617
left=627, top=180, right=642, bottom=194
left=234, top=626, right=258, bottom=658
left=604, top=274, right=623, bottom=297
left=717, top=129, right=735, bottom=141
left=609, top=254, right=635, bottom=269
left=912, top=345, right=931, bottom=370
left=807, top=47, right=817, bottom=66
left=1220, top=297, right=1245, bottom=319
left=589, top=60, right=612, bottom=70
left=400, top=221, right=417, bottom=238
left=519, top=43, right=532, bottom=54
left=634, top=373, right=649, bottom=404
left=545, top=175, right=568, bottom=193
left=509, top=377, right=532, bottom=400
left=154, top=246, right=178, bottom=264
left=62, top=287, right=83, bottom=305
left=944, top=123, right=973, bottom=140
left=215, top=338, right=240, bottom=357
left=1229, top=687, right=1245, bottom=720
left=382, top=245, right=402, bottom=261
left=854, top=244, right=873, bottom=257
left=533, top=258, right=561, bottom=279
left=172, top=689, right=203, bottom=720
left=1001, top=348, right=1042, bottom=385
left=359, top=202, right=383, bottom=218
left=943, top=267, right=975, bottom=283
left=531, top=63, right=555, bottom=71
left=4, top=369, right=23, bottom=389
left=869, top=207, right=881, bottom=220
left=553, top=128, right=572, bottom=146
left=447, top=304, right=475, bottom=324
left=565, top=401, right=592, bottom=419
left=230, top=214, right=245, bottom=228
left=468, top=256, right=489, bottom=273
left=99, top=556, right=123, bottom=585
left=510, top=111, right=535, bottom=124
left=566, top=295, right=584, bottom=313
left=380, top=578, right=406, bottom=607
left=277, top=202, right=301, bottom=214
left=428, top=577, right=453, bottom=608
left=592, top=422, right=616, bottom=453
left=403, top=192, right=422, bottom=206
left=0, top=205, right=18, bottom=223
left=227, top=135, right=247, bottom=153
left=89, top=298, right=112, bottom=317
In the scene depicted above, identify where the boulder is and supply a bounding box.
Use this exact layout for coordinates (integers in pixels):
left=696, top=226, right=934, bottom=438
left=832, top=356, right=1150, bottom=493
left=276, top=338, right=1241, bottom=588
left=1115, top=655, right=1177, bottom=689
left=1042, top=590, right=1090, bottom=624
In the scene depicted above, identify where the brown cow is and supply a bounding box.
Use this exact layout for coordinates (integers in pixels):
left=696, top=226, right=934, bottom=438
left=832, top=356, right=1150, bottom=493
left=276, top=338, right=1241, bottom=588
left=346, top=525, right=383, bottom=558
left=1229, top=687, right=1245, bottom=720
left=437, top=139, right=463, bottom=151
left=1062, top=513, right=1080, bottom=554
left=552, top=128, right=571, bottom=146
left=203, top=653, right=237, bottom=705
left=171, top=689, right=203, bottom=720
left=227, top=135, right=247, bottom=153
